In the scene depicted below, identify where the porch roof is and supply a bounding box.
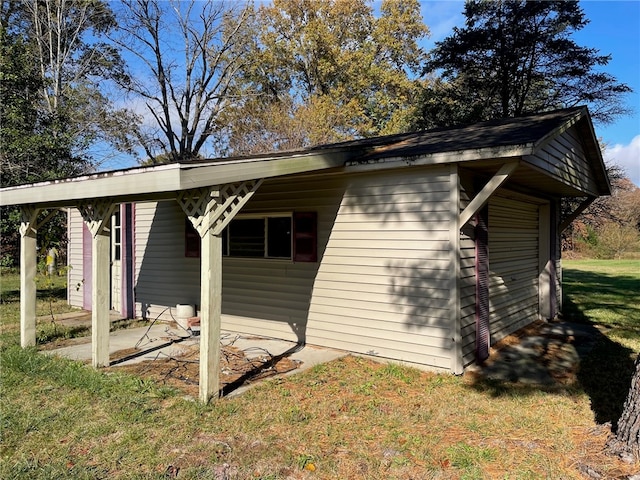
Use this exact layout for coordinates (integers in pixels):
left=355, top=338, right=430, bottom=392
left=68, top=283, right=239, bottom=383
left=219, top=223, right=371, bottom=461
left=0, top=106, right=610, bottom=208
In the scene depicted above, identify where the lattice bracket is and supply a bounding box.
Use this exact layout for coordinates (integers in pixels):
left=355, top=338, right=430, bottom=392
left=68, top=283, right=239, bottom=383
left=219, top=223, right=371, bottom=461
left=78, top=199, right=117, bottom=237
left=177, top=180, right=263, bottom=237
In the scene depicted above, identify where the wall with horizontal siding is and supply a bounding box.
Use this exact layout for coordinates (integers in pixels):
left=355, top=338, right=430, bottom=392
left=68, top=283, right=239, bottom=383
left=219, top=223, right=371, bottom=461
left=529, top=125, right=599, bottom=196
left=134, top=201, right=200, bottom=324
left=219, top=176, right=346, bottom=342
left=133, top=176, right=346, bottom=342
left=67, top=208, right=84, bottom=308
left=488, top=193, right=540, bottom=342
left=553, top=201, right=563, bottom=312
left=306, top=167, right=454, bottom=370
left=132, top=167, right=456, bottom=370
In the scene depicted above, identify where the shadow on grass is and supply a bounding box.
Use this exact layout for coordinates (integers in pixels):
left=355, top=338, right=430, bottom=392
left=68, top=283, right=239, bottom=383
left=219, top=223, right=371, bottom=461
left=467, top=268, right=638, bottom=429
left=562, top=269, right=640, bottom=333
left=36, top=324, right=91, bottom=345
left=564, top=296, right=637, bottom=426
left=0, top=286, right=67, bottom=304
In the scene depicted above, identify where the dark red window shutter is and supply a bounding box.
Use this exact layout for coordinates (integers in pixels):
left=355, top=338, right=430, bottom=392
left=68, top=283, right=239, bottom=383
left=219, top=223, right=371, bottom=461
left=185, top=218, right=200, bottom=258
left=475, top=206, right=490, bottom=363
left=293, top=212, right=317, bottom=262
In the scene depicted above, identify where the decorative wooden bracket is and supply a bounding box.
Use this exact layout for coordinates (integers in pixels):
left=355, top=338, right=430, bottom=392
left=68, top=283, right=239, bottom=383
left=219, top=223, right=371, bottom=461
left=19, top=207, right=65, bottom=237
left=77, top=199, right=117, bottom=237
left=19, top=206, right=41, bottom=237
left=177, top=180, right=263, bottom=237
left=558, top=196, right=596, bottom=232
left=459, top=161, right=519, bottom=227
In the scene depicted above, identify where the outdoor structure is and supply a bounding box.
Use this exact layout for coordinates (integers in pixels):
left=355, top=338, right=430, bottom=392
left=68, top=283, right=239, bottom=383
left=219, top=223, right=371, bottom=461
left=1, top=107, right=610, bottom=402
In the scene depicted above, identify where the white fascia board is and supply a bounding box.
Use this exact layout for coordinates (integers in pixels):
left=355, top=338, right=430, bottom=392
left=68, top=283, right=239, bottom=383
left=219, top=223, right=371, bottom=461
left=178, top=151, right=349, bottom=188
left=0, top=164, right=182, bottom=207
left=0, top=151, right=349, bottom=208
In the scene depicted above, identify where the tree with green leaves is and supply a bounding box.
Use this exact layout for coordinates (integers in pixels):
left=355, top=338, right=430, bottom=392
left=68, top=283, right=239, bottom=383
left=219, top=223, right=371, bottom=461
left=1, top=0, right=135, bottom=266
left=413, top=0, right=631, bottom=129
left=223, top=0, right=428, bottom=155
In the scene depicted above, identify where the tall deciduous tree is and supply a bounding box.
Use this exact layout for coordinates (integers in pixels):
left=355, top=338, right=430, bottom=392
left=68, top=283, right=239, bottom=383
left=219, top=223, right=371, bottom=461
left=1, top=0, right=133, bottom=266
left=413, top=0, right=631, bottom=129
left=22, top=0, right=137, bottom=166
left=0, top=19, right=83, bottom=266
left=223, top=0, right=428, bottom=155
left=112, top=0, right=254, bottom=163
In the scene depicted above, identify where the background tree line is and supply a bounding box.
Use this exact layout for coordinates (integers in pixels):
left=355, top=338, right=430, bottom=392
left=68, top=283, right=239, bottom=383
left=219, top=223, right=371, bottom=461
left=1, top=0, right=638, bottom=264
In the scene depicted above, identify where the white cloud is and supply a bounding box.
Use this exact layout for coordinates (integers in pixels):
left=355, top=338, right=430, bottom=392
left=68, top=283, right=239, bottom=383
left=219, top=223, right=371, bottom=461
left=603, top=135, right=640, bottom=187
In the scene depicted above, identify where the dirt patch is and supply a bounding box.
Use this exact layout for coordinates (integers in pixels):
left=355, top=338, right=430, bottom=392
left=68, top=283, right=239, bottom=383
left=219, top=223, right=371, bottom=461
left=466, top=319, right=601, bottom=386
left=106, top=342, right=301, bottom=397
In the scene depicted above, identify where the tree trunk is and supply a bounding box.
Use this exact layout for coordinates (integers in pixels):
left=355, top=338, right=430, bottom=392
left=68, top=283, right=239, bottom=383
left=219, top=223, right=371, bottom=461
left=608, top=354, right=640, bottom=460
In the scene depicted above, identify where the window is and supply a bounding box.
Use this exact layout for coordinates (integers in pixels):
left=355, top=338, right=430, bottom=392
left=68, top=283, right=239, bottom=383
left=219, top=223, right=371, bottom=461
left=229, top=218, right=268, bottom=257
left=184, top=212, right=317, bottom=262
left=228, top=215, right=291, bottom=258
left=112, top=209, right=121, bottom=260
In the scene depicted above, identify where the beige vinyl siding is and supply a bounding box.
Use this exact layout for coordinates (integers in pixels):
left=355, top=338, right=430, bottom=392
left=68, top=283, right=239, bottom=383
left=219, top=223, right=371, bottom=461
left=134, top=201, right=200, bottom=322
left=553, top=201, right=563, bottom=312
left=132, top=178, right=346, bottom=342
left=131, top=168, right=456, bottom=370
left=488, top=194, right=540, bottom=342
left=67, top=208, right=84, bottom=308
left=219, top=176, right=346, bottom=342
left=307, top=167, right=454, bottom=370
left=529, top=125, right=599, bottom=196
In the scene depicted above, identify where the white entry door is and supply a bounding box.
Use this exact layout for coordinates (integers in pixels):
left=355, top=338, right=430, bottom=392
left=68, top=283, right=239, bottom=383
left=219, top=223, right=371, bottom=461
left=111, top=208, right=122, bottom=312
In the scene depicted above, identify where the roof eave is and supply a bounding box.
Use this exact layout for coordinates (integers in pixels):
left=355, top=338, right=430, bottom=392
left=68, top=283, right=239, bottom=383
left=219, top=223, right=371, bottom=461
left=532, top=106, right=611, bottom=196
left=0, top=163, right=183, bottom=207
left=0, top=150, right=351, bottom=208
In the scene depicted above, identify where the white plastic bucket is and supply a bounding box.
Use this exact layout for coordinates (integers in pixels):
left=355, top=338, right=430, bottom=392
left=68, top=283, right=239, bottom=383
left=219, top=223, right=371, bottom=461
left=175, top=304, right=195, bottom=329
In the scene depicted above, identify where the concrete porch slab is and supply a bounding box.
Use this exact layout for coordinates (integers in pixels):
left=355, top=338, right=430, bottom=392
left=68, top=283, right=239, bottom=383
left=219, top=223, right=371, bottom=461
left=44, top=322, right=347, bottom=381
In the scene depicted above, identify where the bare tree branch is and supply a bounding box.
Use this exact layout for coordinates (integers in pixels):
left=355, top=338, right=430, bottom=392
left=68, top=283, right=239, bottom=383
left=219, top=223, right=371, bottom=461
left=113, top=0, right=253, bottom=163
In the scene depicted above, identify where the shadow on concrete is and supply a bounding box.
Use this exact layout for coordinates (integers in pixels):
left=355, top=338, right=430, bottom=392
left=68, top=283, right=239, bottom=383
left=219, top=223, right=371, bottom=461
left=220, top=342, right=305, bottom=397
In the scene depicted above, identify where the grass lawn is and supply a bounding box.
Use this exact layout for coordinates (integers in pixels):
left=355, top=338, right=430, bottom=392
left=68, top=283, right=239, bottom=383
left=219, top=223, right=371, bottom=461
left=1, top=263, right=639, bottom=479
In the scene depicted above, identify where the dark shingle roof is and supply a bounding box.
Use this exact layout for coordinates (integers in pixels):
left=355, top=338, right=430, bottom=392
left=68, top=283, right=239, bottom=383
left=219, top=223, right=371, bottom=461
left=310, top=106, right=586, bottom=161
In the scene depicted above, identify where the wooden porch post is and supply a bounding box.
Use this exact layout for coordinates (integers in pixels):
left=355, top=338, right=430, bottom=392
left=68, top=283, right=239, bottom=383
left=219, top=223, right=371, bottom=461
left=19, top=207, right=40, bottom=348
left=177, top=180, right=262, bottom=402
left=199, top=228, right=222, bottom=403
left=78, top=200, right=117, bottom=368
left=91, top=230, right=111, bottom=367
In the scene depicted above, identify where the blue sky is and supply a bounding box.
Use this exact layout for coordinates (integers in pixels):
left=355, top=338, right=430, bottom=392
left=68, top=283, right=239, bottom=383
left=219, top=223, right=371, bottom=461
left=421, top=0, right=640, bottom=186
left=105, top=1, right=639, bottom=185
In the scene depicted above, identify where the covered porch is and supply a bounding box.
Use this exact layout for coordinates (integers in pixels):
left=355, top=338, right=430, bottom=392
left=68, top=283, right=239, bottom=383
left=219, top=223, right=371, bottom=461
left=6, top=150, right=348, bottom=403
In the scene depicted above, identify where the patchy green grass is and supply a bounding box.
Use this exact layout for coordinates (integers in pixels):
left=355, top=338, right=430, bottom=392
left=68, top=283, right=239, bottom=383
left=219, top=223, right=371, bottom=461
left=562, top=259, right=640, bottom=426
left=0, top=270, right=77, bottom=347
left=1, top=263, right=639, bottom=479
left=562, top=260, right=640, bottom=344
